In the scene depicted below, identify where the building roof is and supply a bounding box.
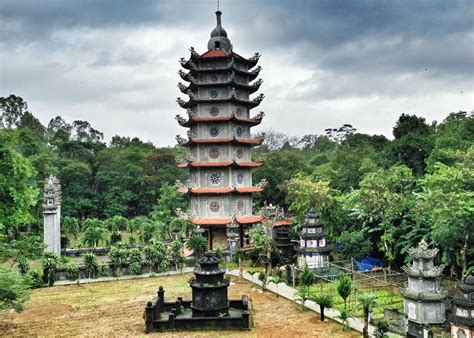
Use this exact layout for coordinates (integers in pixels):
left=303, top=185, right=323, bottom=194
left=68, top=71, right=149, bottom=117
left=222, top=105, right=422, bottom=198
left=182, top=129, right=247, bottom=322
left=191, top=215, right=264, bottom=226
left=448, top=314, right=474, bottom=327
left=177, top=161, right=263, bottom=168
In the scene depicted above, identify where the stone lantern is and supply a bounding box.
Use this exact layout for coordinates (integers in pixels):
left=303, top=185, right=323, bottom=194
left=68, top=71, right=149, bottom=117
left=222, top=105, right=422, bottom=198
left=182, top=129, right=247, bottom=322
left=401, top=240, right=447, bottom=337
left=43, top=175, right=61, bottom=255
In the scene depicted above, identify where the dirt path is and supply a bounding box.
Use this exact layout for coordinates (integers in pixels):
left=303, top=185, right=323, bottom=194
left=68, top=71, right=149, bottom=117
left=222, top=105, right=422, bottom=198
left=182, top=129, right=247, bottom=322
left=0, top=274, right=358, bottom=337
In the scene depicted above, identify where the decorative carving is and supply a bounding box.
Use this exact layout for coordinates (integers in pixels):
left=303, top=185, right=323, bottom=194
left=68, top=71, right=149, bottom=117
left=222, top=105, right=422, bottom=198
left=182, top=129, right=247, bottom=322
left=186, top=89, right=196, bottom=99
left=177, top=82, right=188, bottom=93
left=256, top=179, right=268, bottom=189
left=251, top=65, right=262, bottom=76
left=176, top=97, right=187, bottom=108
left=408, top=239, right=439, bottom=259
left=249, top=52, right=261, bottom=63
left=185, top=152, right=195, bottom=162
left=229, top=71, right=235, bottom=82
left=186, top=108, right=196, bottom=118
left=189, top=46, right=199, bottom=58
left=256, top=132, right=266, bottom=142
left=253, top=111, right=265, bottom=120
left=43, top=175, right=61, bottom=209
left=178, top=69, right=188, bottom=81
left=175, top=135, right=187, bottom=145
left=228, top=58, right=235, bottom=68
left=230, top=87, right=236, bottom=98
left=175, top=114, right=187, bottom=125
left=252, top=93, right=265, bottom=104
left=186, top=130, right=196, bottom=139
left=178, top=57, right=187, bottom=67
left=252, top=79, right=263, bottom=88
left=188, top=60, right=197, bottom=69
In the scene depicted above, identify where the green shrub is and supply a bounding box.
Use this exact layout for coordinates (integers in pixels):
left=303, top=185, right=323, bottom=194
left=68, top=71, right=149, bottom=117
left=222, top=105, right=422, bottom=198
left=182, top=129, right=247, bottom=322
left=98, top=264, right=110, bottom=277
left=17, top=257, right=30, bottom=275
left=66, top=262, right=79, bottom=280
left=29, top=270, right=43, bottom=288
left=129, top=261, right=142, bottom=275
left=83, top=252, right=99, bottom=279
left=299, top=263, right=315, bottom=288
left=42, top=252, right=60, bottom=286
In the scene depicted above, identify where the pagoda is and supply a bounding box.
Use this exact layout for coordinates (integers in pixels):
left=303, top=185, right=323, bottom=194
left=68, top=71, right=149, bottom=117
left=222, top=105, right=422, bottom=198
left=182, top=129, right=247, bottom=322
left=448, top=273, right=473, bottom=338
left=296, top=209, right=331, bottom=269
left=144, top=251, right=250, bottom=332
left=175, top=9, right=266, bottom=249
left=43, top=175, right=61, bottom=255
left=401, top=240, right=447, bottom=337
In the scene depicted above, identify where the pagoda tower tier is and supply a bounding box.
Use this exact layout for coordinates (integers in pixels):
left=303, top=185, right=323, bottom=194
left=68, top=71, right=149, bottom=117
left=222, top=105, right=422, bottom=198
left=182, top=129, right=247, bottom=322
left=175, top=10, right=266, bottom=249
left=448, top=274, right=474, bottom=338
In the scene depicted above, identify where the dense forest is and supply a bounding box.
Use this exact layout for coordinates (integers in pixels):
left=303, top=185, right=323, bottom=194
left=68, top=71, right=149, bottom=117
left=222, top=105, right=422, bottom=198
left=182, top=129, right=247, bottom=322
left=1, top=94, right=473, bottom=280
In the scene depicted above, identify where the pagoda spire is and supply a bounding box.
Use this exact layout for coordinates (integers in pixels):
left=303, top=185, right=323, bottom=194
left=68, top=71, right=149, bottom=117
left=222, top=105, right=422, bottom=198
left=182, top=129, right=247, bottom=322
left=208, top=7, right=232, bottom=51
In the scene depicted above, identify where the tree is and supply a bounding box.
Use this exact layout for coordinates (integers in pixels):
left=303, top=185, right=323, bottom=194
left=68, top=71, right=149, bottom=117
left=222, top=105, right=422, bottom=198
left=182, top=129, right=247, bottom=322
left=83, top=220, right=106, bottom=248
left=63, top=216, right=80, bottom=239
left=186, top=236, right=208, bottom=260
left=336, top=230, right=371, bottom=261
left=108, top=244, right=129, bottom=278
left=170, top=240, right=185, bottom=272
left=0, top=130, right=38, bottom=238
left=144, top=242, right=167, bottom=273
left=347, top=165, right=415, bottom=268
left=42, top=252, right=60, bottom=286
left=358, top=293, right=378, bottom=338
left=393, top=114, right=431, bottom=139
left=0, top=95, right=28, bottom=128
left=83, top=252, right=99, bottom=279
left=310, top=293, right=334, bottom=322
left=299, top=263, right=315, bottom=288
left=0, top=267, right=31, bottom=312
left=150, top=184, right=187, bottom=238
left=286, top=174, right=334, bottom=225
left=140, top=219, right=164, bottom=244
left=337, top=273, right=352, bottom=309
left=17, top=257, right=30, bottom=275
left=416, top=148, right=474, bottom=278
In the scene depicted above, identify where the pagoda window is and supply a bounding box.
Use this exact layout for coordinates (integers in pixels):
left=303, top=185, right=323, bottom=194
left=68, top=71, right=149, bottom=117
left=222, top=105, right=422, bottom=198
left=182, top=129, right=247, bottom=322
left=209, top=147, right=220, bottom=159
left=408, top=303, right=416, bottom=320
left=47, top=190, right=53, bottom=196
left=317, top=227, right=322, bottom=233
left=215, top=41, right=220, bottom=49
left=236, top=127, right=243, bottom=137
left=307, top=228, right=316, bottom=234
left=309, top=218, right=315, bottom=225
left=209, top=127, right=220, bottom=137
left=456, top=308, right=469, bottom=317
left=456, top=328, right=466, bottom=338
left=208, top=172, right=222, bottom=186
left=47, top=199, right=54, bottom=206
left=319, top=239, right=326, bottom=247
left=300, top=239, right=305, bottom=247
left=308, top=240, right=317, bottom=248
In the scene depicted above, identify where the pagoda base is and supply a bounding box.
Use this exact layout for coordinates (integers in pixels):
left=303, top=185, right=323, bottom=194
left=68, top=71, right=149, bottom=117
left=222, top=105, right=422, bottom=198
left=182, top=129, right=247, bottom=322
left=145, top=295, right=250, bottom=332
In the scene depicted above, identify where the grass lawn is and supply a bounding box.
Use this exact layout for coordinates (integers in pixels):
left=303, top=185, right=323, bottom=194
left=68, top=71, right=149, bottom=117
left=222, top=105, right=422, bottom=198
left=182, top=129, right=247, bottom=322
left=0, top=273, right=358, bottom=337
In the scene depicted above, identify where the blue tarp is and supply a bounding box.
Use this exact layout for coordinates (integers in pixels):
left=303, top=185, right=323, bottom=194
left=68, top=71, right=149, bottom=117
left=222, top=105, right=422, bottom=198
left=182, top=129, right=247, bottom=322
left=355, top=256, right=383, bottom=271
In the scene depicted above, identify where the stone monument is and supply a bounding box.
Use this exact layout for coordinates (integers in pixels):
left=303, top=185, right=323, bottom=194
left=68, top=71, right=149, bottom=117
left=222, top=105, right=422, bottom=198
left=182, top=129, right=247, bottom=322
left=448, top=273, right=473, bottom=338
left=43, top=174, right=61, bottom=255
left=175, top=8, right=266, bottom=250
left=144, top=251, right=249, bottom=332
left=401, top=240, right=447, bottom=337
left=296, top=209, right=331, bottom=269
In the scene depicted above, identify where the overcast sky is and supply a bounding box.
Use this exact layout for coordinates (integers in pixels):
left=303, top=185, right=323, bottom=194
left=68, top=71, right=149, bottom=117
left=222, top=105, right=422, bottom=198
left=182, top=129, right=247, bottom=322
left=1, top=0, right=473, bottom=146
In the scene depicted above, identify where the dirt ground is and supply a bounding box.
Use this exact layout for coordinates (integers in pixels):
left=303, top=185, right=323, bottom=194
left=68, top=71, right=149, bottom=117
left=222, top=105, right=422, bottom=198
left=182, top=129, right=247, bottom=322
left=0, top=274, right=359, bottom=337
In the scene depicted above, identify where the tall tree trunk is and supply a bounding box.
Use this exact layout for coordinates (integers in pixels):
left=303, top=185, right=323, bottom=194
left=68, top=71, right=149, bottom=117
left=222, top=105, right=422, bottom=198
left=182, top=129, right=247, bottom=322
left=320, top=306, right=325, bottom=322
left=462, top=233, right=468, bottom=278
left=363, top=308, right=369, bottom=338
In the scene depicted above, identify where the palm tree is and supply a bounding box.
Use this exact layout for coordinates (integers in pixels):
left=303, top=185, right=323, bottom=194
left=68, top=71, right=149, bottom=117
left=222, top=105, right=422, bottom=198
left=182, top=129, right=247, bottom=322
left=63, top=216, right=80, bottom=239
left=358, top=293, right=378, bottom=338
left=293, top=286, right=311, bottom=311
left=337, top=273, right=352, bottom=309
left=268, top=275, right=284, bottom=297
left=186, top=236, right=208, bottom=260
left=310, top=293, right=334, bottom=322
left=83, top=224, right=106, bottom=248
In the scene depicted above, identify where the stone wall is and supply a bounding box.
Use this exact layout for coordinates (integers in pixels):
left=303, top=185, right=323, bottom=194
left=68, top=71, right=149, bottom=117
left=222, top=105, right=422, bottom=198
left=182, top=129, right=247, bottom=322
left=383, top=308, right=406, bottom=335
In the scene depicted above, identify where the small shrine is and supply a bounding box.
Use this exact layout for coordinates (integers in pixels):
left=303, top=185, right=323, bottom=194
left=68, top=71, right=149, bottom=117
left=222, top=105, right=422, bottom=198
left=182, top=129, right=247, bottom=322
left=448, top=273, right=474, bottom=338
left=145, top=251, right=249, bottom=332
left=296, top=209, right=331, bottom=269
left=43, top=174, right=61, bottom=255
left=273, top=225, right=294, bottom=264
left=401, top=240, right=447, bottom=337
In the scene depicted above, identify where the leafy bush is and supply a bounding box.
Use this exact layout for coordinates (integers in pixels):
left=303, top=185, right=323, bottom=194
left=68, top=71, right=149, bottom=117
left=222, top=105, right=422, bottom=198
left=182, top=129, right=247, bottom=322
left=299, top=263, right=315, bottom=288
left=66, top=262, right=79, bottom=280
left=41, top=252, right=60, bottom=286
left=337, top=230, right=371, bottom=261
left=29, top=270, right=43, bottom=288
left=83, top=252, right=99, bottom=279
left=337, top=273, right=352, bottom=309
left=98, top=264, right=110, bottom=277
left=0, top=267, right=31, bottom=312
left=128, top=248, right=142, bottom=265
left=144, top=242, right=167, bottom=272
left=109, top=243, right=129, bottom=278
left=17, top=257, right=30, bottom=275
left=129, top=261, right=142, bottom=275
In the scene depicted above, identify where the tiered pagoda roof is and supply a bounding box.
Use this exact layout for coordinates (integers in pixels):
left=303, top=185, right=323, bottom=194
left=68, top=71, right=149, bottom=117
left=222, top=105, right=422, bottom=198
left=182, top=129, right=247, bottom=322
left=448, top=274, right=474, bottom=328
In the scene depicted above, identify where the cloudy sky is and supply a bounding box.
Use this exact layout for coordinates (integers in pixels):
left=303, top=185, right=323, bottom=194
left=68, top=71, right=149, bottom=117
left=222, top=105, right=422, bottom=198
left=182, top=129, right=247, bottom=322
left=1, top=0, right=473, bottom=146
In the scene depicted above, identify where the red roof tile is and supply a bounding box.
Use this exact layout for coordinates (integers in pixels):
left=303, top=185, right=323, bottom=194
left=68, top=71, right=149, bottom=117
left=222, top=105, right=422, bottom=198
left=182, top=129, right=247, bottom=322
left=190, top=161, right=233, bottom=167
left=201, top=49, right=230, bottom=58
left=237, top=216, right=264, bottom=224
left=192, top=217, right=232, bottom=225
left=274, top=219, right=294, bottom=227
left=190, top=188, right=233, bottom=194
left=236, top=187, right=264, bottom=193
left=235, top=161, right=264, bottom=167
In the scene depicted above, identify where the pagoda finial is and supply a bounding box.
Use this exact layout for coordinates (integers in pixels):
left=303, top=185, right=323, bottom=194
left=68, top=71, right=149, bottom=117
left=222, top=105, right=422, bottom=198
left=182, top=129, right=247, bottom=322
left=208, top=6, right=232, bottom=51
left=217, top=0, right=220, bottom=12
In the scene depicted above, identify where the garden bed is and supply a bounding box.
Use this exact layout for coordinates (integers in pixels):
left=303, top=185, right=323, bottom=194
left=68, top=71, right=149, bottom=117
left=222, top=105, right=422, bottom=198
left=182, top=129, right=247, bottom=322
left=0, top=273, right=357, bottom=337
